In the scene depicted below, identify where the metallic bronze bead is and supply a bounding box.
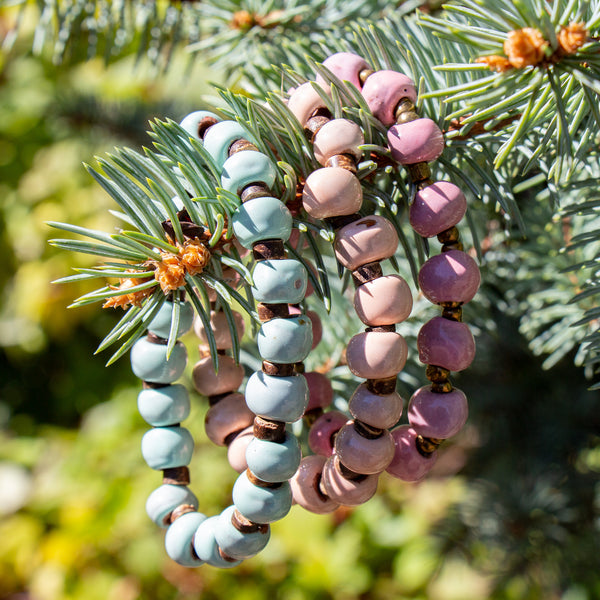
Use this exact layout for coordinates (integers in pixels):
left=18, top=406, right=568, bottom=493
left=162, top=466, right=191, bottom=486
left=231, top=508, right=268, bottom=534
left=354, top=420, right=384, bottom=440
left=415, top=434, right=443, bottom=457
left=425, top=364, right=450, bottom=383
left=228, top=138, right=259, bottom=155
left=366, top=375, right=397, bottom=395
left=257, top=302, right=290, bottom=321
left=262, top=361, right=295, bottom=377
left=325, top=153, right=358, bottom=173
left=351, top=261, right=383, bottom=287
left=304, top=115, right=331, bottom=141
left=359, top=68, right=375, bottom=85
left=253, top=416, right=286, bottom=442
left=241, top=184, right=273, bottom=203
left=246, top=469, right=284, bottom=489
left=252, top=239, right=286, bottom=260
left=437, top=226, right=460, bottom=244
left=168, top=503, right=196, bottom=524
left=407, top=162, right=431, bottom=183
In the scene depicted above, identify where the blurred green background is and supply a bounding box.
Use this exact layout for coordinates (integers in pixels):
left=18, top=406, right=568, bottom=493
left=0, top=11, right=599, bottom=600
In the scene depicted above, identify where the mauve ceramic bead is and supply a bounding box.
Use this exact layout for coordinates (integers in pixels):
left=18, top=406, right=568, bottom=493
left=353, top=274, right=412, bottom=326
left=288, top=82, right=329, bottom=127
left=409, top=181, right=467, bottom=237
left=334, top=215, right=399, bottom=271
left=418, top=250, right=481, bottom=305
left=417, top=317, right=476, bottom=372
left=346, top=332, right=408, bottom=379
left=386, top=425, right=437, bottom=482
left=308, top=411, right=349, bottom=456
left=313, top=119, right=364, bottom=166
left=290, top=455, right=339, bottom=514
left=194, top=310, right=245, bottom=350
left=361, top=70, right=417, bottom=127
left=349, top=383, right=403, bottom=429
left=408, top=385, right=468, bottom=439
left=192, top=355, right=244, bottom=397
left=302, top=167, right=363, bottom=218
left=227, top=426, right=254, bottom=473
left=304, top=371, right=334, bottom=411
left=321, top=455, right=378, bottom=506
left=307, top=311, right=322, bottom=349
left=335, top=423, right=395, bottom=474
left=319, top=52, right=371, bottom=89
left=204, top=393, right=255, bottom=446
left=387, top=118, right=445, bottom=165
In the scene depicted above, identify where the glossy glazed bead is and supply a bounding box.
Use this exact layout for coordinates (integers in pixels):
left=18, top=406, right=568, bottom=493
left=334, top=216, right=399, bottom=271
left=313, top=119, right=364, bottom=166
left=408, top=385, right=468, bottom=439
left=192, top=355, right=244, bottom=397
left=232, top=196, right=293, bottom=248
left=307, top=311, right=322, bottom=349
left=214, top=506, right=270, bottom=560
left=353, top=274, right=413, bottom=326
left=346, top=332, right=408, bottom=379
left=194, top=310, right=245, bottom=351
left=361, top=70, right=417, bottom=126
left=321, top=455, right=378, bottom=506
left=227, top=426, right=254, bottom=473
left=205, top=393, right=255, bottom=446
left=146, top=484, right=198, bottom=528
left=308, top=411, right=349, bottom=456
left=288, top=81, right=329, bottom=127
left=290, top=455, right=340, bottom=514
left=246, top=433, right=301, bottom=482
left=180, top=111, right=220, bottom=140
left=165, top=511, right=207, bottom=567
left=221, top=151, right=277, bottom=195
left=141, top=426, right=194, bottom=470
left=130, top=338, right=187, bottom=384
left=232, top=471, right=293, bottom=523
left=417, top=317, right=475, bottom=372
left=418, top=250, right=480, bottom=305
left=245, top=371, right=308, bottom=422
left=193, top=516, right=242, bottom=568
left=349, top=383, right=403, bottom=429
left=387, top=118, right=445, bottom=165
left=304, top=371, right=334, bottom=411
left=302, top=167, right=363, bottom=218
left=137, top=384, right=190, bottom=427
left=409, top=181, right=467, bottom=237
left=386, top=425, right=437, bottom=482
left=252, top=259, right=308, bottom=304
left=148, top=301, right=194, bottom=339
left=257, top=315, right=313, bottom=364
left=335, top=423, right=395, bottom=474
left=319, top=52, right=371, bottom=89
left=203, top=120, right=257, bottom=169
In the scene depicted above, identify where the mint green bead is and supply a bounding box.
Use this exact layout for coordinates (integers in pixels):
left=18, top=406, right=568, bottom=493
left=180, top=110, right=220, bottom=140
left=232, top=197, right=292, bottom=248
left=148, top=301, right=194, bottom=339
left=146, top=484, right=198, bottom=528
left=193, top=515, right=242, bottom=568
left=233, top=471, right=292, bottom=524
left=165, top=511, right=207, bottom=566
left=137, top=384, right=190, bottom=426
left=214, top=506, right=270, bottom=560
left=203, top=121, right=257, bottom=169
left=257, top=315, right=313, bottom=363
left=141, top=426, right=194, bottom=470
left=246, top=432, right=301, bottom=482
left=252, top=259, right=307, bottom=304
left=245, top=371, right=308, bottom=422
left=130, top=338, right=187, bottom=383
left=221, top=150, right=277, bottom=195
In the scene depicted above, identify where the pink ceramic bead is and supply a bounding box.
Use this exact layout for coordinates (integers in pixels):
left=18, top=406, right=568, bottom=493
left=304, top=371, right=334, bottom=411
left=192, top=355, right=244, bottom=396
left=318, top=52, right=371, bottom=89
left=227, top=425, right=254, bottom=472
left=335, top=423, right=395, bottom=474
left=306, top=311, right=322, bottom=349
left=302, top=167, right=363, bottom=218
left=361, top=70, right=417, bottom=127
left=321, top=455, right=378, bottom=505
left=408, top=385, right=468, bottom=439
left=288, top=82, right=329, bottom=127
left=204, top=393, right=255, bottom=446
left=386, top=426, right=437, bottom=482
left=418, top=250, right=481, bottom=305
left=387, top=118, right=445, bottom=165
left=409, top=181, right=467, bottom=237
left=346, top=331, right=408, bottom=379
left=334, top=215, right=399, bottom=271
left=313, top=119, right=364, bottom=166
left=308, top=411, right=349, bottom=456
left=354, top=274, right=413, bottom=326
left=417, top=317, right=475, bottom=372
left=349, top=383, right=403, bottom=429
left=290, top=455, right=339, bottom=514
left=194, top=310, right=245, bottom=350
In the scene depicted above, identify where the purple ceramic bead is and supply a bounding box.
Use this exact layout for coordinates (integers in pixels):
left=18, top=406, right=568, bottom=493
left=409, top=181, right=467, bottom=237
left=386, top=425, right=437, bottom=482
left=408, top=385, right=468, bottom=439
left=418, top=250, right=481, bottom=305
left=321, top=455, right=378, bottom=506
left=387, top=118, right=445, bottom=165
left=335, top=423, right=395, bottom=474
left=304, top=371, right=334, bottom=411
left=348, top=383, right=403, bottom=429
left=313, top=119, right=364, bottom=166
left=308, top=411, right=349, bottom=456
left=290, top=455, right=339, bottom=514
left=417, top=317, right=475, bottom=372
left=346, top=331, right=408, bottom=379
left=318, top=52, right=371, bottom=89
left=361, top=70, right=417, bottom=127
left=302, top=167, right=363, bottom=218
left=288, top=82, right=329, bottom=127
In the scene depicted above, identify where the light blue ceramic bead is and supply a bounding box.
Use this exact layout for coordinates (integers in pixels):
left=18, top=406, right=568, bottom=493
left=232, top=197, right=292, bottom=248
left=245, top=433, right=301, bottom=482
left=252, top=259, right=308, bottom=304
left=165, top=511, right=207, bottom=567
left=193, top=514, right=242, bottom=568
left=146, top=484, right=198, bottom=528
left=180, top=110, right=220, bottom=140
left=245, top=371, right=308, bottom=422
left=137, top=384, right=190, bottom=427
left=141, top=426, right=194, bottom=470
left=221, top=150, right=277, bottom=195
left=232, top=471, right=292, bottom=523
left=203, top=121, right=257, bottom=169
left=214, top=506, right=270, bottom=560
left=130, top=338, right=187, bottom=384
left=147, top=301, right=195, bottom=339
left=257, top=316, right=313, bottom=364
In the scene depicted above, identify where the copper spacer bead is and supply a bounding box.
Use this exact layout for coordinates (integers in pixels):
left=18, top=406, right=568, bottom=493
left=257, top=303, right=291, bottom=321
left=441, top=304, right=463, bottom=322
left=229, top=138, right=259, bottom=156
left=218, top=547, right=240, bottom=562
left=431, top=381, right=454, bottom=393
left=162, top=466, right=190, bottom=486
left=394, top=98, right=417, bottom=120
left=366, top=375, right=397, bottom=395
left=359, top=68, right=375, bottom=85
left=262, top=361, right=295, bottom=377
left=437, top=226, right=460, bottom=244
left=231, top=508, right=267, bottom=534
left=246, top=469, right=283, bottom=489
left=143, top=380, right=170, bottom=390
left=241, top=183, right=273, bottom=203
left=168, top=503, right=196, bottom=524
left=326, top=213, right=361, bottom=232
left=325, top=154, right=358, bottom=173
left=303, top=407, right=323, bottom=426
left=426, top=364, right=450, bottom=383
left=254, top=416, right=286, bottom=443
left=352, top=261, right=383, bottom=287
left=198, top=116, right=219, bottom=140
left=365, top=324, right=396, bottom=333
left=294, top=362, right=305, bottom=374
left=304, top=115, right=331, bottom=141
left=416, top=178, right=435, bottom=191
left=442, top=241, right=464, bottom=253
left=252, top=239, right=286, bottom=260
left=415, top=434, right=443, bottom=457
left=336, top=457, right=367, bottom=481
left=407, top=162, right=431, bottom=183
left=354, top=420, right=384, bottom=440
left=396, top=110, right=420, bottom=124
left=146, top=332, right=168, bottom=345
